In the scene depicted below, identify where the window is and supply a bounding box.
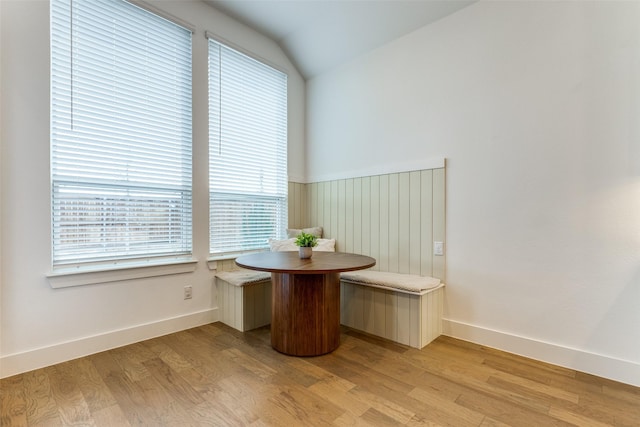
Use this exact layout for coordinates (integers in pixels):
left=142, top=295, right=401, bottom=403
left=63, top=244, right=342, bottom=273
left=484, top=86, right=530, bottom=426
left=208, top=36, right=288, bottom=256
left=51, top=0, right=193, bottom=266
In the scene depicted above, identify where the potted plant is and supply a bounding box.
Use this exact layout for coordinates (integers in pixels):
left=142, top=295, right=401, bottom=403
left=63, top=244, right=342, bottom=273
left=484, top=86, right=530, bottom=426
left=295, top=231, right=318, bottom=259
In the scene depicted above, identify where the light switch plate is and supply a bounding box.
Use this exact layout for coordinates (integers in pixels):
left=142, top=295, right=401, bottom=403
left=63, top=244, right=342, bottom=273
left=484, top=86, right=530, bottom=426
left=434, top=241, right=444, bottom=256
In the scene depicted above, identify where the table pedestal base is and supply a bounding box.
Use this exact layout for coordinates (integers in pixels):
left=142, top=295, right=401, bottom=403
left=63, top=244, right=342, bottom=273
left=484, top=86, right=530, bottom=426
left=271, top=272, right=340, bottom=356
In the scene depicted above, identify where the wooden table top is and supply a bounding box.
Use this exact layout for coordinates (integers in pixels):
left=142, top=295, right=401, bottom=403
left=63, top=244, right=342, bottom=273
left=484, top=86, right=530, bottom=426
left=235, top=251, right=376, bottom=275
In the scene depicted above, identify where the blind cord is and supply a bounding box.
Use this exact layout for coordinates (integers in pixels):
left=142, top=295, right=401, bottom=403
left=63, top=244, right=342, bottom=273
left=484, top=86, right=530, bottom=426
left=70, top=0, right=74, bottom=130
left=218, top=44, right=222, bottom=156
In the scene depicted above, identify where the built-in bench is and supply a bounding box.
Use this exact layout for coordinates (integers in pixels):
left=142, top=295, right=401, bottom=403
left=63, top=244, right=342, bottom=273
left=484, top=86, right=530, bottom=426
left=215, top=269, right=272, bottom=332
left=340, top=270, right=444, bottom=349
left=215, top=265, right=445, bottom=350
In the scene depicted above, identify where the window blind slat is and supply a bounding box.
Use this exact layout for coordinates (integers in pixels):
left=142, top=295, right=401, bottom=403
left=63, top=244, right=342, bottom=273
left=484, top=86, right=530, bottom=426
left=51, top=0, right=192, bottom=266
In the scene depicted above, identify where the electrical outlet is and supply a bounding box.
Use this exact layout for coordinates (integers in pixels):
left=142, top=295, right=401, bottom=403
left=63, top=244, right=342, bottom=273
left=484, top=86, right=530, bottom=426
left=434, top=241, right=444, bottom=256
left=184, top=285, right=192, bottom=300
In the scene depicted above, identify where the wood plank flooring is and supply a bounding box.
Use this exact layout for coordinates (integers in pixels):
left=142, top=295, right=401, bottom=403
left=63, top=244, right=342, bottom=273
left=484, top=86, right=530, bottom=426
left=2, top=323, right=639, bottom=426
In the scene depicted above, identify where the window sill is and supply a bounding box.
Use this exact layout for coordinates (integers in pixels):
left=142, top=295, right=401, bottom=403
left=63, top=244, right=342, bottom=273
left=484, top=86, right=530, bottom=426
left=207, top=249, right=268, bottom=270
left=47, top=258, right=198, bottom=288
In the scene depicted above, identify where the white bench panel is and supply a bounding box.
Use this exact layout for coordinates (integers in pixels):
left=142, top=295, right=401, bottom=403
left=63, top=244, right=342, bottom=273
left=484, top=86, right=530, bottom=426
left=397, top=292, right=411, bottom=346
left=409, top=293, right=421, bottom=348
left=216, top=273, right=271, bottom=332
left=341, top=280, right=444, bottom=349
left=385, top=291, right=398, bottom=343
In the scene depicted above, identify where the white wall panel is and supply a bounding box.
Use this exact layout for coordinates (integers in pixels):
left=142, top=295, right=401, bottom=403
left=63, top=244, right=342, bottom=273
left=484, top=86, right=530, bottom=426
left=409, top=171, right=422, bottom=275
left=353, top=178, right=362, bottom=254
left=304, top=168, right=446, bottom=281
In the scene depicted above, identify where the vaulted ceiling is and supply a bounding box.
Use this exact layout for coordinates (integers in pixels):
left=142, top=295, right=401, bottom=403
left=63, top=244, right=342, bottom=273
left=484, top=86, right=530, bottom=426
left=205, top=0, right=476, bottom=79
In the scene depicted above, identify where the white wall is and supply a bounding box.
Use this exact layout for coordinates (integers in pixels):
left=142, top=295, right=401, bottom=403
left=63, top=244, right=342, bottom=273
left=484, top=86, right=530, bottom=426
left=307, top=0, right=640, bottom=386
left=0, top=0, right=305, bottom=377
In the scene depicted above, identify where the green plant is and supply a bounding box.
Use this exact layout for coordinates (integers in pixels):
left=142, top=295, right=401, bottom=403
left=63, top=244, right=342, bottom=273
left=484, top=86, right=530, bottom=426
left=294, top=232, right=318, bottom=248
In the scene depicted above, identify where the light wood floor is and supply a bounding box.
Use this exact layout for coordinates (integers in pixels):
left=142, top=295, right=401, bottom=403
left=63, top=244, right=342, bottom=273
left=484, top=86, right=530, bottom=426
left=2, top=323, right=639, bottom=426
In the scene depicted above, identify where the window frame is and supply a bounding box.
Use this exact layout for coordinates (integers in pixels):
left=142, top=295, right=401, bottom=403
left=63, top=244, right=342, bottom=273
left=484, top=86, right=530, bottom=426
left=50, top=0, right=195, bottom=271
left=207, top=33, right=289, bottom=259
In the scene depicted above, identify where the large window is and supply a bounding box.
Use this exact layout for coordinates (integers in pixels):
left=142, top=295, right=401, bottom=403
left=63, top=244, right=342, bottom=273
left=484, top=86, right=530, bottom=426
left=51, top=0, right=193, bottom=266
left=208, top=36, right=288, bottom=256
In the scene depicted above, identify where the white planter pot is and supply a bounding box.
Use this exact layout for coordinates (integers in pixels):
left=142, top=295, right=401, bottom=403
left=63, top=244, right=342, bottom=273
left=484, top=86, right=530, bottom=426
left=299, top=246, right=313, bottom=259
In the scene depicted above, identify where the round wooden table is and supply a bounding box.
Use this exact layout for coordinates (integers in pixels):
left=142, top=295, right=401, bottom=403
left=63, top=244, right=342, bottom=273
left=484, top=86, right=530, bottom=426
left=235, top=251, right=376, bottom=356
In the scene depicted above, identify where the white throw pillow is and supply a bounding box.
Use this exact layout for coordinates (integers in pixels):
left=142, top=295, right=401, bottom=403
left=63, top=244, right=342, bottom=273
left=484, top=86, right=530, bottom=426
left=286, top=226, right=323, bottom=238
left=314, top=238, right=336, bottom=252
left=268, top=238, right=298, bottom=252
left=268, top=237, right=335, bottom=252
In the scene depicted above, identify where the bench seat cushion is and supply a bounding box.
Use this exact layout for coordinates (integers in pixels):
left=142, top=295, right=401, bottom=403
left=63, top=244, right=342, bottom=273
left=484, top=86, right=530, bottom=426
left=341, top=270, right=441, bottom=294
left=215, top=270, right=270, bottom=287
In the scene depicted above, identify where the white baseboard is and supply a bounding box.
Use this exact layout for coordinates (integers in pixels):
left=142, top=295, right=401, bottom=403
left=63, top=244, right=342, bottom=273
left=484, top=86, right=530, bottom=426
left=443, top=318, right=640, bottom=388
left=1, top=308, right=218, bottom=379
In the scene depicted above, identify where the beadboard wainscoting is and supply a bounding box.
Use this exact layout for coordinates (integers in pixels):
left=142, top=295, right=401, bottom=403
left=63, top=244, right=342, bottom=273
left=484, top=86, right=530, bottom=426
left=235, top=166, right=447, bottom=284
left=288, top=181, right=309, bottom=230
left=302, top=167, right=446, bottom=280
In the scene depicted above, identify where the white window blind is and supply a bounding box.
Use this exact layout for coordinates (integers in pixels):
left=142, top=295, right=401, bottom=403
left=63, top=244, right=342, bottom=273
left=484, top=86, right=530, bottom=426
left=51, top=0, right=193, bottom=266
left=208, top=37, right=288, bottom=256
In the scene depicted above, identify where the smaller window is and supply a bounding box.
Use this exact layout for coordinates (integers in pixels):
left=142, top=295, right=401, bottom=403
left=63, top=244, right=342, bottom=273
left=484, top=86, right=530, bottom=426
left=208, top=37, right=288, bottom=256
